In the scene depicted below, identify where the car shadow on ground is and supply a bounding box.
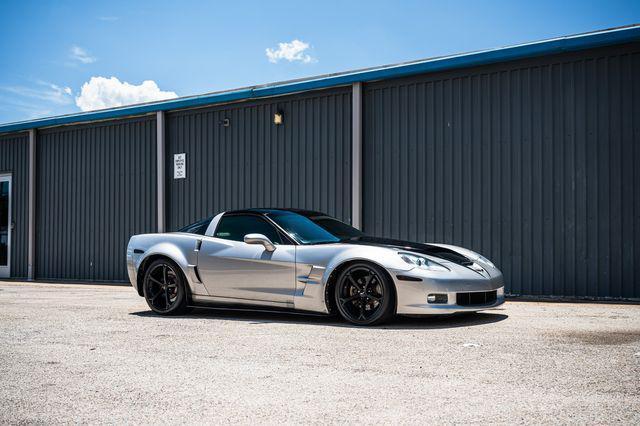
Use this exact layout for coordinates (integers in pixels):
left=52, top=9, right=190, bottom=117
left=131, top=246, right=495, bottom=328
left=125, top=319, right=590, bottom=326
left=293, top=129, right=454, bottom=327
left=129, top=307, right=508, bottom=330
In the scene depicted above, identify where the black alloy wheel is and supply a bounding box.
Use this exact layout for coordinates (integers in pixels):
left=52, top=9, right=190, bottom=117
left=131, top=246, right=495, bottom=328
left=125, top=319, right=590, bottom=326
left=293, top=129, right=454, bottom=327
left=334, top=262, right=393, bottom=325
left=143, top=259, right=188, bottom=315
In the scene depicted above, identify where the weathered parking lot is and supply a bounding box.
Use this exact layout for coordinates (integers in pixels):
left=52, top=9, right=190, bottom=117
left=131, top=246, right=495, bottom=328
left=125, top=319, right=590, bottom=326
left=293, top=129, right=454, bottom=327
left=1, top=281, right=639, bottom=424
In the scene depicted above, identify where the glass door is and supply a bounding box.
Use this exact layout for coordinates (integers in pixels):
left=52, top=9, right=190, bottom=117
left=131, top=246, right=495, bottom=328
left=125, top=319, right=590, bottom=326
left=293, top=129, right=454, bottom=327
left=0, top=175, right=11, bottom=278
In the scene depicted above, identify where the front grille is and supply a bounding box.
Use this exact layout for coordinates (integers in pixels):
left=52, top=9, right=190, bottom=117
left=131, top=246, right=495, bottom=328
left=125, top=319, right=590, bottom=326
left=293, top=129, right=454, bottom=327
left=456, top=290, right=497, bottom=306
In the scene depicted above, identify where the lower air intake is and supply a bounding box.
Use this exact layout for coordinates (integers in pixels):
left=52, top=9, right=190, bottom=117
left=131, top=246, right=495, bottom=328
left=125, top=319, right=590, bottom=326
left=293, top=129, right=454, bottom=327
left=456, top=290, right=497, bottom=306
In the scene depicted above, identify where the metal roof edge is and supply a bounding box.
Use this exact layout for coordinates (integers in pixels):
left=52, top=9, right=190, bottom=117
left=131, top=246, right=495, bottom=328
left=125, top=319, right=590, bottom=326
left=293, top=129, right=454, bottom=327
left=1, top=24, right=639, bottom=134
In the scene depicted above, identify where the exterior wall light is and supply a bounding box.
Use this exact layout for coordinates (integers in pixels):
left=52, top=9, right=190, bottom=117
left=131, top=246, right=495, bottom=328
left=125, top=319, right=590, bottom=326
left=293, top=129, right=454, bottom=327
left=274, top=111, right=284, bottom=125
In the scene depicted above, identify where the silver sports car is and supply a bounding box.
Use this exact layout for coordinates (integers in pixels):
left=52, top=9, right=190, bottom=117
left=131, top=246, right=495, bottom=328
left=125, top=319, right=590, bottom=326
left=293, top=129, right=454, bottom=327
left=127, top=209, right=504, bottom=325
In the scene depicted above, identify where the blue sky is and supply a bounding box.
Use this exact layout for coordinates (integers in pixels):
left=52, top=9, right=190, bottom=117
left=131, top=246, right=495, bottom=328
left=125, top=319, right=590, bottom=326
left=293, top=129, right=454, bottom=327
left=0, top=0, right=638, bottom=124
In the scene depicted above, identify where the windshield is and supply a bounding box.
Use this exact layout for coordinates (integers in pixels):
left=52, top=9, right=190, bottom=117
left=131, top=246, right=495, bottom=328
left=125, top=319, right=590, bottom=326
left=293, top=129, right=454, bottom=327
left=267, top=211, right=363, bottom=244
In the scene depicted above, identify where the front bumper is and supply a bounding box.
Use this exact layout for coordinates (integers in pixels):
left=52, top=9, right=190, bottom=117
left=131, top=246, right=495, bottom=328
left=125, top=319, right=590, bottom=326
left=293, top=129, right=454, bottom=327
left=392, top=268, right=505, bottom=315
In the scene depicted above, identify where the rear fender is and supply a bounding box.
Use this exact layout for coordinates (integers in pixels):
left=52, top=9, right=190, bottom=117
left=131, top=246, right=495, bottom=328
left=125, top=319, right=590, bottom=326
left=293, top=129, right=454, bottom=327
left=136, top=241, right=205, bottom=296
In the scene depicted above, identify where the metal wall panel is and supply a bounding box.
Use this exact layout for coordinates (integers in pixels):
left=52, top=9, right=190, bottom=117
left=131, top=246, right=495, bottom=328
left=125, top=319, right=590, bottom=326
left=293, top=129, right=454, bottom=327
left=36, top=117, right=157, bottom=281
left=0, top=133, right=29, bottom=277
left=363, top=43, right=640, bottom=299
left=166, top=87, right=352, bottom=230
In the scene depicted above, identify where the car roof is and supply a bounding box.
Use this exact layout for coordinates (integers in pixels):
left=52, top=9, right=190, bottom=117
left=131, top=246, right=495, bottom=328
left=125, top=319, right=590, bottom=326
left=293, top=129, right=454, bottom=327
left=223, top=208, right=326, bottom=217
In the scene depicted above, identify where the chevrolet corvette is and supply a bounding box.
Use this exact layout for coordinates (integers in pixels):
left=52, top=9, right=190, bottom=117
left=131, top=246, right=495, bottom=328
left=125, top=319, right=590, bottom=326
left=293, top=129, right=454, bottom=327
left=127, top=209, right=504, bottom=325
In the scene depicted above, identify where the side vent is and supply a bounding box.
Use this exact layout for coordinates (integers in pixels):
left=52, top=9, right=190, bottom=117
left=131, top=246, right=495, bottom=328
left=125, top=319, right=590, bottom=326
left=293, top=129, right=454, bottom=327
left=194, top=266, right=203, bottom=283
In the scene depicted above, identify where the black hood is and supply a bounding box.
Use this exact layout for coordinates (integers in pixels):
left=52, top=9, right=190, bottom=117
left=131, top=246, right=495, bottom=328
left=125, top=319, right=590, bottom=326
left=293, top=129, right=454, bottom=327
left=343, top=236, right=473, bottom=266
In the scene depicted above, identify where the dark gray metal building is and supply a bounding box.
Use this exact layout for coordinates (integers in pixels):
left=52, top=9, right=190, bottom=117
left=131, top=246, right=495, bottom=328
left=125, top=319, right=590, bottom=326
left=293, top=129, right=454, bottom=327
left=0, top=26, right=639, bottom=300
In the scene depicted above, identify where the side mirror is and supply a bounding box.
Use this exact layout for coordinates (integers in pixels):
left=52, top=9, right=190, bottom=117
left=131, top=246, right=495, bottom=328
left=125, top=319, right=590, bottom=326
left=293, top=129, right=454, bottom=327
left=243, top=233, right=276, bottom=252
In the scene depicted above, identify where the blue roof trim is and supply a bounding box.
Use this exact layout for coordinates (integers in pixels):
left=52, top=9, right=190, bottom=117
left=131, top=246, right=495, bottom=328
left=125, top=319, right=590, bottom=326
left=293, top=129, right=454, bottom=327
left=1, top=25, right=639, bottom=134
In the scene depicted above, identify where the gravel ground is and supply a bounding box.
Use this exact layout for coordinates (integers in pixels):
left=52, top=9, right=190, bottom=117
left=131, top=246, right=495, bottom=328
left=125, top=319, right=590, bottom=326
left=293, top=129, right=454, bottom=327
left=0, top=281, right=639, bottom=425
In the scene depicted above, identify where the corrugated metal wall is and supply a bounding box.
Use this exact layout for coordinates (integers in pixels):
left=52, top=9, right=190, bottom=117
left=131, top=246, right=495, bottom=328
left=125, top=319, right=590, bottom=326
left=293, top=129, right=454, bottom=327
left=166, top=87, right=352, bottom=230
left=36, top=117, right=157, bottom=281
left=363, top=43, right=640, bottom=299
left=0, top=133, right=29, bottom=277
left=1, top=43, right=637, bottom=299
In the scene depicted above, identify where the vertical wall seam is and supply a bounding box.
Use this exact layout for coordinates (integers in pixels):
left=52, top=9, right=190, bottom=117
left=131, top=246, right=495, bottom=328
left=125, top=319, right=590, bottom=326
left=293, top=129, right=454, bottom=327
left=27, top=129, right=35, bottom=279
left=352, top=82, right=363, bottom=229
left=157, top=111, right=165, bottom=233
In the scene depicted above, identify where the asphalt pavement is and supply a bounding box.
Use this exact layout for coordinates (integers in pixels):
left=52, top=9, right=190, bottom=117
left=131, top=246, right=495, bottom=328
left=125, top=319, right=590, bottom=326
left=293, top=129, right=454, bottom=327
left=1, top=281, right=638, bottom=424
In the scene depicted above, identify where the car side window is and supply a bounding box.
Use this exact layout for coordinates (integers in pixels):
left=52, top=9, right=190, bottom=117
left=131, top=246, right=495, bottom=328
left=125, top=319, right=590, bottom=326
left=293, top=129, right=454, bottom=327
left=214, top=215, right=282, bottom=244
left=178, top=216, right=212, bottom=235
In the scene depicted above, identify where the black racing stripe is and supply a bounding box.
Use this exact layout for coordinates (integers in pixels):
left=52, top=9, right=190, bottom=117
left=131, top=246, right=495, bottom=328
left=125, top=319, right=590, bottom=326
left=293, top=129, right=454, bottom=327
left=341, top=236, right=473, bottom=266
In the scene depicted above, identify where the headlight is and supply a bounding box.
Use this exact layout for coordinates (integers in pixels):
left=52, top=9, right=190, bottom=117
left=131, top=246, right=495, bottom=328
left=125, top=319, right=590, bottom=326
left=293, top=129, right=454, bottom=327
left=398, top=252, right=449, bottom=272
left=476, top=255, right=495, bottom=268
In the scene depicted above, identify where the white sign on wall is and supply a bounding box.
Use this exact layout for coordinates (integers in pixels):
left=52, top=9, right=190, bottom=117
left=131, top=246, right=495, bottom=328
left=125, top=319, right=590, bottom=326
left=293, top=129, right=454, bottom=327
left=174, top=153, right=186, bottom=179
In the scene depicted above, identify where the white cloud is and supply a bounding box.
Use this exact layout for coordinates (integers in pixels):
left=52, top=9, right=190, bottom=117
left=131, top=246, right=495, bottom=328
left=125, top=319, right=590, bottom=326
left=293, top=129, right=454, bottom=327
left=70, top=45, right=96, bottom=64
left=266, top=39, right=315, bottom=64
left=75, top=76, right=178, bottom=111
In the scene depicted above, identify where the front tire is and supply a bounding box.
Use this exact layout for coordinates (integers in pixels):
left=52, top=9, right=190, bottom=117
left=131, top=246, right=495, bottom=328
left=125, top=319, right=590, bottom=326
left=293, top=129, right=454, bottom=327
left=142, top=258, right=189, bottom=315
left=334, top=262, right=394, bottom=326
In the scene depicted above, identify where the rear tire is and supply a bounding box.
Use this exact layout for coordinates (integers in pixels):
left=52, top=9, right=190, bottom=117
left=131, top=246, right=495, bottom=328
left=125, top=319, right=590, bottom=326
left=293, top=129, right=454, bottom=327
left=142, top=258, right=189, bottom=315
left=334, top=262, right=394, bottom=326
